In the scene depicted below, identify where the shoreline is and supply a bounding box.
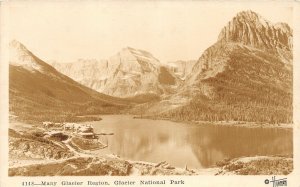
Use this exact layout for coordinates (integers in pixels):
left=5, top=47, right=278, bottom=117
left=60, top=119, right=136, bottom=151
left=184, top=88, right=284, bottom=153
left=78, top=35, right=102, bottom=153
left=133, top=116, right=293, bottom=129
left=11, top=114, right=293, bottom=129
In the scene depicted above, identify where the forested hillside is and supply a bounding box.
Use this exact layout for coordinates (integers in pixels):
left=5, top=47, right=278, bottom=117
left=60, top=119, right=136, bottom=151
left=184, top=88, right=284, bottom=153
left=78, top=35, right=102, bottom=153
left=161, top=46, right=292, bottom=123
left=159, top=11, right=293, bottom=124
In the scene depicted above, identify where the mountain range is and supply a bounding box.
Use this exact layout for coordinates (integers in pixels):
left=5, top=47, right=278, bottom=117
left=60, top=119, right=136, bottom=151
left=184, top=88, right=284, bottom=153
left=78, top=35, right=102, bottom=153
left=51, top=47, right=179, bottom=98
left=9, top=10, right=293, bottom=123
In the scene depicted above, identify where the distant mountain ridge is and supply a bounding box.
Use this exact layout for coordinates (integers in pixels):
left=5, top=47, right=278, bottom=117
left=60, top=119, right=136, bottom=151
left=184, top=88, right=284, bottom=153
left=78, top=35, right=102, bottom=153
left=52, top=47, right=178, bottom=98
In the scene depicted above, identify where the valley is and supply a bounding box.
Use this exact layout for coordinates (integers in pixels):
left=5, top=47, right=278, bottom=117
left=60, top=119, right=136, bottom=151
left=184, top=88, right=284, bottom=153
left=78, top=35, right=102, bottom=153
left=8, top=10, right=293, bottom=176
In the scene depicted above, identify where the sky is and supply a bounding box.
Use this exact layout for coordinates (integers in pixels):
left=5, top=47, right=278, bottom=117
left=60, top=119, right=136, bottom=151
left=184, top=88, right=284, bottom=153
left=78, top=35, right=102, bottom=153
left=7, top=1, right=293, bottom=63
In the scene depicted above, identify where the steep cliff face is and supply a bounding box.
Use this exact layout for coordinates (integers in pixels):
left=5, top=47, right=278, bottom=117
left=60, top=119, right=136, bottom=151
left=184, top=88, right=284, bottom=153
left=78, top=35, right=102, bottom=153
left=188, top=11, right=292, bottom=84
left=101, top=47, right=163, bottom=97
left=53, top=47, right=177, bottom=98
left=218, top=10, right=292, bottom=51
left=161, top=11, right=293, bottom=123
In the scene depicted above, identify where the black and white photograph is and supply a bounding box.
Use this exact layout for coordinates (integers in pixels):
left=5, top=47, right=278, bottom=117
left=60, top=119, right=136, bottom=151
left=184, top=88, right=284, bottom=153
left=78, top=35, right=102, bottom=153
left=0, top=1, right=299, bottom=186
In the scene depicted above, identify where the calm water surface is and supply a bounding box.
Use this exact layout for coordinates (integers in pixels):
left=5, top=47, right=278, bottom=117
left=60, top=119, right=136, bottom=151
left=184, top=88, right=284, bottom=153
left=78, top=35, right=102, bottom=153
left=88, top=115, right=292, bottom=169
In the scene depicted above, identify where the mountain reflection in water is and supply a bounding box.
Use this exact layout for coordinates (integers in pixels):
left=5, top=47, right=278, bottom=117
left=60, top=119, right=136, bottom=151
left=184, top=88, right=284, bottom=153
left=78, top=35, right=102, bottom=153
left=89, top=115, right=292, bottom=169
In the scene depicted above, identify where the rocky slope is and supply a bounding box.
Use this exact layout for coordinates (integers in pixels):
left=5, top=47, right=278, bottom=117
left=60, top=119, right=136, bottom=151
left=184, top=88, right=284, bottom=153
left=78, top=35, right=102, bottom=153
left=9, top=40, right=130, bottom=122
left=215, top=156, right=292, bottom=175
left=52, top=47, right=178, bottom=98
left=188, top=10, right=292, bottom=84
left=160, top=10, right=293, bottom=123
left=9, top=129, right=73, bottom=161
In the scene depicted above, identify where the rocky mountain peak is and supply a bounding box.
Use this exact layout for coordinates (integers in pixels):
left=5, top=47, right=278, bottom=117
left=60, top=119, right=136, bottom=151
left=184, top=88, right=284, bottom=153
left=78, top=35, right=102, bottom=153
left=217, top=10, right=292, bottom=51
left=52, top=47, right=167, bottom=98
left=10, top=40, right=26, bottom=50
left=9, top=40, right=32, bottom=58
left=118, top=46, right=161, bottom=66
left=235, top=10, right=262, bottom=22
left=9, top=40, right=44, bottom=71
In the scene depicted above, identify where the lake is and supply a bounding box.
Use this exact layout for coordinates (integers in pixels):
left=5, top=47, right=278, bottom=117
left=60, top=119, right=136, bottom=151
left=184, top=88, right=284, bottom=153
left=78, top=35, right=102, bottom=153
left=88, top=115, right=292, bottom=169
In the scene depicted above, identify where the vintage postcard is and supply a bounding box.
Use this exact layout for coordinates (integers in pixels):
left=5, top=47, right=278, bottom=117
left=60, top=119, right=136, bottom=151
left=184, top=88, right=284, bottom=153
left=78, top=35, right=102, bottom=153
left=0, top=0, right=300, bottom=187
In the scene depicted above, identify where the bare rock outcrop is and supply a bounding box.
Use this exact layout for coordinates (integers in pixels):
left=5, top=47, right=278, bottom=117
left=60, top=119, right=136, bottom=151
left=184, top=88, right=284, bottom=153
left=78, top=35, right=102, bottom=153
left=52, top=47, right=178, bottom=98
left=218, top=10, right=292, bottom=51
